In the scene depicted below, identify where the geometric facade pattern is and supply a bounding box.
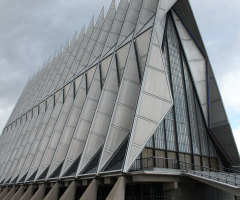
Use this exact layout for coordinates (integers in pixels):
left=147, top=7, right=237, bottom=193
left=0, top=0, right=239, bottom=190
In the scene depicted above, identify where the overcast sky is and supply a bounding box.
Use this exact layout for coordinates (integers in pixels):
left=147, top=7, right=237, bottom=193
left=0, top=0, right=239, bottom=151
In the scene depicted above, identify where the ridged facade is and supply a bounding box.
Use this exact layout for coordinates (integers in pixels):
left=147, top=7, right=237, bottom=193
left=0, top=0, right=239, bottom=199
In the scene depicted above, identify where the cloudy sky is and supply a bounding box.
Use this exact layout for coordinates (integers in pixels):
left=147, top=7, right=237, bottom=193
left=0, top=0, right=239, bottom=150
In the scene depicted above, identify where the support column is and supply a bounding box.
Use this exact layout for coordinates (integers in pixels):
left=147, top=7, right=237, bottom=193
left=0, top=187, right=9, bottom=199
left=31, top=184, right=46, bottom=200
left=79, top=179, right=99, bottom=200
left=10, top=185, right=24, bottom=200
left=43, top=183, right=59, bottom=200
left=3, top=186, right=16, bottom=200
left=106, top=177, right=126, bottom=200
left=60, top=181, right=76, bottom=200
left=20, top=185, right=33, bottom=200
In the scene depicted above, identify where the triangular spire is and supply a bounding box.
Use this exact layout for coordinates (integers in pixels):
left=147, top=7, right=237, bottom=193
left=88, top=16, right=95, bottom=30
left=123, top=25, right=173, bottom=173
left=109, top=0, right=116, bottom=11
left=88, top=0, right=117, bottom=66
left=97, top=42, right=140, bottom=172
left=79, top=24, right=86, bottom=37
left=117, top=0, right=143, bottom=47
left=101, top=0, right=129, bottom=57
left=135, top=0, right=158, bottom=35
left=76, top=57, right=114, bottom=175
left=97, top=7, right=105, bottom=25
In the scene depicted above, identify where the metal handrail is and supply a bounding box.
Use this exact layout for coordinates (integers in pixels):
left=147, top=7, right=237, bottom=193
left=130, top=157, right=240, bottom=187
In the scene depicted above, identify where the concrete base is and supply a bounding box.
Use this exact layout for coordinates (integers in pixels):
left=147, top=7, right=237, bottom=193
left=3, top=187, right=16, bottom=200
left=10, top=186, right=24, bottom=200
left=165, top=182, right=235, bottom=200
left=43, top=183, right=59, bottom=200
left=79, top=179, right=99, bottom=200
left=60, top=181, right=76, bottom=200
left=106, top=177, right=125, bottom=200
left=20, top=185, right=33, bottom=200
left=0, top=187, right=9, bottom=199
left=31, top=184, right=46, bottom=200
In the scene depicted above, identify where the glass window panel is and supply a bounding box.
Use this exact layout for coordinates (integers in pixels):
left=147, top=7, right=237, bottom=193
left=154, top=122, right=165, bottom=150
left=166, top=17, right=191, bottom=154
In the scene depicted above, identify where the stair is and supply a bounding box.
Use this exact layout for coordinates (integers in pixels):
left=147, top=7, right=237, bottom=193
left=184, top=170, right=240, bottom=195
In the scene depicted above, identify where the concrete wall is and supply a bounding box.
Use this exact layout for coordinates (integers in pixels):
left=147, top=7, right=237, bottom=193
left=165, top=182, right=235, bottom=200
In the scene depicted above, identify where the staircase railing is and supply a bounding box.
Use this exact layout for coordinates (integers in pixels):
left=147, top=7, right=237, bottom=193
left=130, top=156, right=240, bottom=187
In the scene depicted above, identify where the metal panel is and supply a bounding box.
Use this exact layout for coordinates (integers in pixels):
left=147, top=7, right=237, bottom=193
left=138, top=93, right=172, bottom=122
left=9, top=108, right=41, bottom=183
left=72, top=27, right=85, bottom=57
left=144, top=67, right=171, bottom=99
left=123, top=26, right=173, bottom=172
left=66, top=18, right=94, bottom=80
left=156, top=0, right=177, bottom=20
left=101, top=0, right=129, bottom=57
left=75, top=56, right=115, bottom=175
left=24, top=91, right=61, bottom=181
left=0, top=124, right=18, bottom=169
left=117, top=0, right=143, bottom=47
left=76, top=9, right=105, bottom=74
left=155, top=0, right=177, bottom=47
left=35, top=83, right=73, bottom=180
left=0, top=121, right=25, bottom=182
left=89, top=0, right=116, bottom=66
left=97, top=43, right=139, bottom=172
left=135, top=0, right=158, bottom=34
left=1, top=114, right=30, bottom=181
left=59, top=64, right=100, bottom=176
left=1, top=115, right=33, bottom=183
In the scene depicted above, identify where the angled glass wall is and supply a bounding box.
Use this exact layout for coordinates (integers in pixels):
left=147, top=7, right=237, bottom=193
left=131, top=12, right=223, bottom=172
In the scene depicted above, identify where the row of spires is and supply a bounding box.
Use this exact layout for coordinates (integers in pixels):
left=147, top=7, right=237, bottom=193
left=5, top=0, right=121, bottom=128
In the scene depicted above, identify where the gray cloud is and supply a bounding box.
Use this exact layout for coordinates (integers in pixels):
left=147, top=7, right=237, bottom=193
left=190, top=0, right=240, bottom=123
left=0, top=0, right=115, bottom=130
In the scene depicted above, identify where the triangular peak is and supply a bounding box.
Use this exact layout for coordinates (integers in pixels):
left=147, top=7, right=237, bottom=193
left=78, top=25, right=86, bottom=39
left=86, top=16, right=95, bottom=36
left=123, top=27, right=173, bottom=172
left=96, top=7, right=105, bottom=28
left=105, top=0, right=117, bottom=20
left=101, top=0, right=129, bottom=57
left=173, top=0, right=207, bottom=56
left=88, top=0, right=117, bottom=66
left=108, top=0, right=116, bottom=13
left=135, top=0, right=159, bottom=35
left=116, top=0, right=143, bottom=46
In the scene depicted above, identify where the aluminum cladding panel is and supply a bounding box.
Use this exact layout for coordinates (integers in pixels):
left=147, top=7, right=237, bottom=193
left=124, top=26, right=173, bottom=172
